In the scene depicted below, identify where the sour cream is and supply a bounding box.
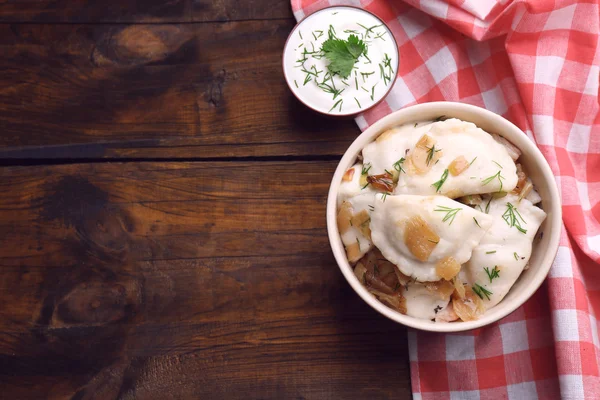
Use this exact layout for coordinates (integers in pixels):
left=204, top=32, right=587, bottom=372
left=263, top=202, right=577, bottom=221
left=283, top=7, right=398, bottom=116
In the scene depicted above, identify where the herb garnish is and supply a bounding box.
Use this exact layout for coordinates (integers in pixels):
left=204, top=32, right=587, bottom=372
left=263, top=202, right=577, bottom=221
left=321, top=34, right=366, bottom=79
left=393, top=157, right=406, bottom=173
left=469, top=156, right=477, bottom=166
left=434, top=205, right=462, bottom=225
left=361, top=163, right=372, bottom=175
left=431, top=169, right=449, bottom=193
left=328, top=99, right=343, bottom=113
left=357, top=23, right=383, bottom=39
left=486, top=251, right=497, bottom=254
left=354, top=97, right=361, bottom=108
left=502, top=202, right=527, bottom=233
left=484, top=266, right=500, bottom=283
left=434, top=305, right=443, bottom=314
left=472, top=283, right=493, bottom=300
left=370, top=83, right=377, bottom=101
left=473, top=217, right=481, bottom=228
left=514, top=252, right=519, bottom=260
left=294, top=80, right=298, bottom=88
left=482, top=170, right=505, bottom=191
left=299, top=31, right=303, bottom=40
left=426, top=145, right=441, bottom=166
left=492, top=160, right=503, bottom=169
left=368, top=205, right=375, bottom=212
left=484, top=197, right=492, bottom=214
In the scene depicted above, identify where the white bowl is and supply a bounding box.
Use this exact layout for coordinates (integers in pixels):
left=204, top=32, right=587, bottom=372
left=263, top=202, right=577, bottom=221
left=326, top=102, right=562, bottom=332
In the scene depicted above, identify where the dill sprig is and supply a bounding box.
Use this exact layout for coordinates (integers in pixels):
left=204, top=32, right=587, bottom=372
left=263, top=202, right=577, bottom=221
left=361, top=163, right=372, bottom=175
left=492, top=160, right=503, bottom=169
left=434, top=205, right=462, bottom=225
left=370, top=83, right=377, bottom=101
left=502, top=202, right=527, bottom=234
left=431, top=169, right=449, bottom=193
left=472, top=283, right=493, bottom=300
left=514, top=252, right=519, bottom=260
left=481, top=170, right=505, bottom=191
left=484, top=266, right=500, bottom=283
left=486, top=251, right=496, bottom=254
left=328, top=99, right=343, bottom=113
left=473, top=217, right=481, bottom=228
left=393, top=157, right=405, bottom=173
left=361, top=71, right=374, bottom=82
left=426, top=145, right=441, bottom=166
left=354, top=97, right=361, bottom=108
left=357, top=23, right=383, bottom=39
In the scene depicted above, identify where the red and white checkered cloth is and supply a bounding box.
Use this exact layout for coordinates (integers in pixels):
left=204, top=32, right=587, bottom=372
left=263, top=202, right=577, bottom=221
left=291, top=0, right=600, bottom=398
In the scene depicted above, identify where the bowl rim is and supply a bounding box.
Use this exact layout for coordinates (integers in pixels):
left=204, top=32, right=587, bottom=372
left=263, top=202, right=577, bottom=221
left=281, top=5, right=399, bottom=118
left=326, top=101, right=562, bottom=332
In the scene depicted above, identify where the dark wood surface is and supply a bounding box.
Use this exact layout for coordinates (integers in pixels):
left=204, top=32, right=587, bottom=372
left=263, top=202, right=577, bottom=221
left=0, top=1, right=412, bottom=398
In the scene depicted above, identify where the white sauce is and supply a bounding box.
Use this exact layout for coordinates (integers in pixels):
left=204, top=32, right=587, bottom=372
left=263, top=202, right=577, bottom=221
left=283, top=7, right=398, bottom=115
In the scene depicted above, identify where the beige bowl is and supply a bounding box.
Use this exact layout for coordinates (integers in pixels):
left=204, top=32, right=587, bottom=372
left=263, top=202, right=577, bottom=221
left=327, top=102, right=562, bottom=332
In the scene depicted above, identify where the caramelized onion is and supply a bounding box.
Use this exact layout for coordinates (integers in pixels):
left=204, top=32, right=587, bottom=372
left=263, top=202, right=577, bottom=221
left=453, top=278, right=466, bottom=299
left=435, top=302, right=459, bottom=322
left=435, top=256, right=461, bottom=280
left=452, top=287, right=485, bottom=321
left=354, top=263, right=368, bottom=284
left=342, top=168, right=355, bottom=182
left=456, top=194, right=482, bottom=206
left=403, top=215, right=440, bottom=262
left=346, top=242, right=362, bottom=264
left=425, top=279, right=455, bottom=300
left=337, top=201, right=352, bottom=233
left=410, top=134, right=441, bottom=174
left=368, top=288, right=407, bottom=314
left=448, top=155, right=469, bottom=176
left=492, top=133, right=521, bottom=161
left=351, top=210, right=371, bottom=240
left=367, top=172, right=395, bottom=192
left=365, top=270, right=395, bottom=295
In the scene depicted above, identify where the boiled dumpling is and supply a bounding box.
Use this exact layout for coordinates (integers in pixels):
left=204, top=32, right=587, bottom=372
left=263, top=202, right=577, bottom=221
left=361, top=122, right=434, bottom=175
left=463, top=194, right=547, bottom=307
left=396, top=118, right=519, bottom=197
left=370, top=194, right=494, bottom=281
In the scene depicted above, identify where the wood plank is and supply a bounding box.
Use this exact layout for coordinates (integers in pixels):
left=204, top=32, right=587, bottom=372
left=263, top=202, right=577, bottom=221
left=0, top=162, right=411, bottom=399
left=0, top=21, right=359, bottom=160
left=0, top=0, right=292, bottom=23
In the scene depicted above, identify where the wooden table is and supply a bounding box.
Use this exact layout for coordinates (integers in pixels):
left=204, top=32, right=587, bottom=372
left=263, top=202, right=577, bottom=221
left=0, top=1, right=411, bottom=398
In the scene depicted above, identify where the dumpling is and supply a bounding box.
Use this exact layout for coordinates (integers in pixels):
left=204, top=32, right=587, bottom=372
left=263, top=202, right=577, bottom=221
left=361, top=122, right=435, bottom=175
left=370, top=195, right=494, bottom=281
left=463, top=194, right=547, bottom=308
left=403, top=280, right=454, bottom=320
left=336, top=193, right=378, bottom=263
left=395, top=118, right=519, bottom=197
left=337, top=163, right=375, bottom=206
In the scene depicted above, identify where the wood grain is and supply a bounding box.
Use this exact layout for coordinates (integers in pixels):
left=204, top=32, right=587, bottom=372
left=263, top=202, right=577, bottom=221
left=0, top=0, right=292, bottom=23
left=0, top=162, right=411, bottom=399
left=0, top=22, right=359, bottom=160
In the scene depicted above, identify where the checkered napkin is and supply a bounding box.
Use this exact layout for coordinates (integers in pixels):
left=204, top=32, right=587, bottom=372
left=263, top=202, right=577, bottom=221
left=291, top=0, right=600, bottom=398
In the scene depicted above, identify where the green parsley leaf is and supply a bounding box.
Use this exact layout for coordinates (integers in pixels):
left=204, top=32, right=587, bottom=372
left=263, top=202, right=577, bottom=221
left=321, top=34, right=366, bottom=79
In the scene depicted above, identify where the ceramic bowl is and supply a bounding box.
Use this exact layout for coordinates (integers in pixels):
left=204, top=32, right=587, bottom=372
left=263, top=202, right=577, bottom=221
left=326, top=101, right=562, bottom=332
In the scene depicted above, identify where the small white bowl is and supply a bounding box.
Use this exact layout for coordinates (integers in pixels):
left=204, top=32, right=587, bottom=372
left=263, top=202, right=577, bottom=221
left=326, top=102, right=562, bottom=332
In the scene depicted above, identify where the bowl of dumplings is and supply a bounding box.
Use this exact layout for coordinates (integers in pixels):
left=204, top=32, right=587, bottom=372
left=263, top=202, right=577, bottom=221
left=327, top=102, right=561, bottom=332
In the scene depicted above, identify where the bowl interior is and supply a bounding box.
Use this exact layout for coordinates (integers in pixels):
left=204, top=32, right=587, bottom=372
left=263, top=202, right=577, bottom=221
left=327, top=102, right=562, bottom=332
